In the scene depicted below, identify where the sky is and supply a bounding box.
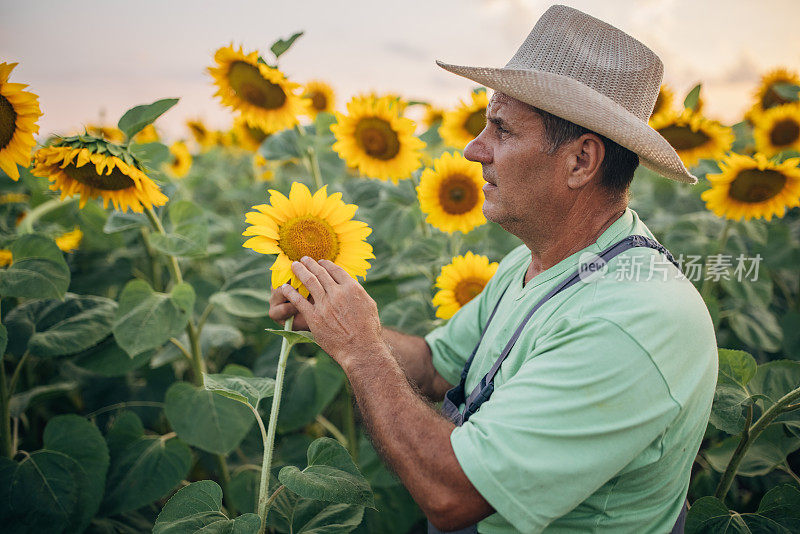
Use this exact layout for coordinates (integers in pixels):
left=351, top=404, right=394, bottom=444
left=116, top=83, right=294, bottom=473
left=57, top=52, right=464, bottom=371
left=3, top=0, right=800, bottom=140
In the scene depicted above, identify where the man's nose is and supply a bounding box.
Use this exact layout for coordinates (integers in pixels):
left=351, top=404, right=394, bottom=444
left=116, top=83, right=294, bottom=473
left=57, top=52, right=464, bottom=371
left=463, top=131, right=492, bottom=164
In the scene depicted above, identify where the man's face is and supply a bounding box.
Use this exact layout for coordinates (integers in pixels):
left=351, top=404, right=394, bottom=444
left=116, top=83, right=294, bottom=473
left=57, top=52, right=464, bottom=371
left=463, top=93, right=568, bottom=233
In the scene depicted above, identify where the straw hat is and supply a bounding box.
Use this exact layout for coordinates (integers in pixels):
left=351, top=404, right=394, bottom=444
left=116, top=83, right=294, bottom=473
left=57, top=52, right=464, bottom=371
left=436, top=4, right=697, bottom=184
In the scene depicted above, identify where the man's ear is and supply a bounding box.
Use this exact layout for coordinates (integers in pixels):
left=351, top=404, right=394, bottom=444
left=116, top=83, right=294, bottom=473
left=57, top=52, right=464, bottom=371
left=566, top=133, right=604, bottom=189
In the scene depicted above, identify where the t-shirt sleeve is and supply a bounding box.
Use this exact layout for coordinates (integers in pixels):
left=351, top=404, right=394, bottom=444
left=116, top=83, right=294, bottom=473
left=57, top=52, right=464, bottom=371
left=450, top=316, right=681, bottom=533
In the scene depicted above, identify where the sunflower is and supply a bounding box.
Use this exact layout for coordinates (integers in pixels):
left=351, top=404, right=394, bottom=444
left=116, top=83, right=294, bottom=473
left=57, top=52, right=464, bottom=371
left=233, top=115, right=270, bottom=152
left=649, top=84, right=675, bottom=121
left=0, top=249, right=11, bottom=267
left=747, top=67, right=800, bottom=120
left=242, top=182, right=374, bottom=297
left=209, top=45, right=306, bottom=134
left=417, top=152, right=486, bottom=234
left=752, top=102, right=800, bottom=157
left=186, top=119, right=215, bottom=149
left=0, top=192, right=28, bottom=204
left=432, top=252, right=498, bottom=320
left=31, top=134, right=169, bottom=213
left=0, top=62, right=42, bottom=181
left=650, top=109, right=734, bottom=168
left=133, top=124, right=160, bottom=144
left=55, top=227, right=83, bottom=253
left=331, top=95, right=425, bottom=183
left=423, top=105, right=445, bottom=129
left=701, top=152, right=800, bottom=221
left=440, top=91, right=489, bottom=150
left=303, top=80, right=336, bottom=118
left=164, top=141, right=192, bottom=178
left=253, top=154, right=275, bottom=181
left=86, top=124, right=125, bottom=143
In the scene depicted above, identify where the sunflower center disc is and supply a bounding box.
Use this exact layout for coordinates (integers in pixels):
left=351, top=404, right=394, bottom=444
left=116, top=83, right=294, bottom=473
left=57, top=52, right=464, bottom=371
left=310, top=92, right=327, bottom=111
left=64, top=160, right=137, bottom=191
left=0, top=95, right=18, bottom=150
left=439, top=174, right=479, bottom=215
left=355, top=117, right=400, bottom=160
left=454, top=277, right=486, bottom=306
left=228, top=61, right=287, bottom=110
left=729, top=169, right=787, bottom=204
left=657, top=125, right=711, bottom=151
left=278, top=216, right=340, bottom=261
left=464, top=109, right=487, bottom=138
left=770, top=119, right=800, bottom=147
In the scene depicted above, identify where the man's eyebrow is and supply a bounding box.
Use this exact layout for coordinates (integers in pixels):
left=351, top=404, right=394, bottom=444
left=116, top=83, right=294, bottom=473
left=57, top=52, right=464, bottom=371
left=487, top=115, right=509, bottom=129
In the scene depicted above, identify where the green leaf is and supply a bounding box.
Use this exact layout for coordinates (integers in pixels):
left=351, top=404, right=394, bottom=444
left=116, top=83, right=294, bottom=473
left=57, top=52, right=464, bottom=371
left=684, top=83, right=702, bottom=111
left=4, top=294, right=117, bottom=358
left=149, top=200, right=209, bottom=257
left=3, top=450, right=89, bottom=533
left=270, top=31, right=303, bottom=59
left=260, top=128, right=301, bottom=160
left=781, top=311, right=800, bottom=359
left=101, top=432, right=192, bottom=516
left=154, top=480, right=261, bottom=534
left=277, top=354, right=344, bottom=432
left=704, top=424, right=800, bottom=476
left=278, top=437, right=374, bottom=508
left=9, top=381, right=79, bottom=417
left=165, top=381, right=254, bottom=455
left=129, top=141, right=170, bottom=170
left=204, top=372, right=275, bottom=409
left=113, top=280, right=195, bottom=357
left=749, top=360, right=800, bottom=432
left=210, top=288, right=269, bottom=318
left=717, top=349, right=757, bottom=388
left=103, top=211, right=149, bottom=233
left=269, top=490, right=364, bottom=534
left=117, top=98, right=179, bottom=140
left=686, top=485, right=800, bottom=533
left=773, top=82, right=800, bottom=102
left=44, top=415, right=110, bottom=532
left=229, top=468, right=260, bottom=515
left=72, top=337, right=153, bottom=376
left=105, top=411, right=145, bottom=457
left=0, top=323, right=7, bottom=357
left=264, top=328, right=316, bottom=347
left=728, top=306, right=782, bottom=353
left=0, top=234, right=70, bottom=300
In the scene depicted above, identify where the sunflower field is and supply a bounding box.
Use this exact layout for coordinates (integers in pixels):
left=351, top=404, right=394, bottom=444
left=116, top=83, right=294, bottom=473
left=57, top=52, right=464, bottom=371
left=1, top=34, right=800, bottom=533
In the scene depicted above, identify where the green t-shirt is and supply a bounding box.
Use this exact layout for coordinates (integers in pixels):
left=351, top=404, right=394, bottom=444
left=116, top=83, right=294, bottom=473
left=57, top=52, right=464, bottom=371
left=424, top=208, right=718, bottom=533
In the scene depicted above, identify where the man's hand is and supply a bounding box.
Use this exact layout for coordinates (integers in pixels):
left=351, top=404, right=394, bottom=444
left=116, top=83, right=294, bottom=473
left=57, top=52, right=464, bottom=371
left=279, top=256, right=384, bottom=371
left=268, top=280, right=309, bottom=330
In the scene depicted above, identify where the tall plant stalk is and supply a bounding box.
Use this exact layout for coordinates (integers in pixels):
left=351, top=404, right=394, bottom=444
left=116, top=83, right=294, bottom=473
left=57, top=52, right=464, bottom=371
left=256, top=316, right=294, bottom=534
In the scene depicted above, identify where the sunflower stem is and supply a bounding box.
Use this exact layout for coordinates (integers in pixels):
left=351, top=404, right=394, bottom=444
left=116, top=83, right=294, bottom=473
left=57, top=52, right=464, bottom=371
left=1, top=355, right=11, bottom=459
left=17, top=197, right=78, bottom=235
left=139, top=227, right=163, bottom=291
left=144, top=205, right=206, bottom=386
left=450, top=231, right=462, bottom=258
left=306, top=148, right=324, bottom=191
left=343, top=380, right=359, bottom=464
left=216, top=453, right=236, bottom=516
left=257, top=315, right=294, bottom=534
left=700, top=220, right=732, bottom=301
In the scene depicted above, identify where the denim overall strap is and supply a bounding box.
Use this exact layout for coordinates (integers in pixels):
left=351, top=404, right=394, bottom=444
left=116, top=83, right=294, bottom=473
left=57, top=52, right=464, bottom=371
left=429, top=235, right=686, bottom=534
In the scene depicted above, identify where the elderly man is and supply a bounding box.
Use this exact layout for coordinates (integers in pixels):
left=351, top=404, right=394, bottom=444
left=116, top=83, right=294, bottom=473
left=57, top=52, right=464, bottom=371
left=269, top=5, right=717, bottom=533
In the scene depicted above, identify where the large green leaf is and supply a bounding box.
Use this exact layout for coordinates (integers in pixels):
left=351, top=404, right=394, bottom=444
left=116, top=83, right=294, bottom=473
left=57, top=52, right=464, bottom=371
left=164, top=381, right=254, bottom=455
left=153, top=480, right=261, bottom=534
left=229, top=468, right=260, bottom=515
left=727, top=306, right=782, bottom=353
left=151, top=323, right=243, bottom=368
left=9, top=382, right=78, bottom=417
left=44, top=415, right=110, bottom=532
left=269, top=490, right=364, bottom=534
left=117, top=98, right=179, bottom=140
left=113, top=280, right=195, bottom=357
left=2, top=450, right=89, bottom=533
left=149, top=200, right=209, bottom=257
left=204, top=372, right=275, bottom=410
left=103, top=211, right=148, bottom=233
left=101, top=431, right=192, bottom=516
left=709, top=349, right=758, bottom=435
left=260, top=129, right=301, bottom=160
left=780, top=311, right=800, bottom=359
left=210, top=288, right=269, bottom=318
left=686, top=485, right=800, bottom=533
left=4, top=293, right=117, bottom=358
left=129, top=142, right=170, bottom=169
left=0, top=234, right=70, bottom=300
left=278, top=438, right=374, bottom=508
left=264, top=328, right=316, bottom=347
left=704, top=424, right=800, bottom=477
left=748, top=360, right=800, bottom=432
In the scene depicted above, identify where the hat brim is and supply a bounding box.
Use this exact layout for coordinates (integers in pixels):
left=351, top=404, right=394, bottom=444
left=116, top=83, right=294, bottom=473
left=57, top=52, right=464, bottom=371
left=436, top=60, right=698, bottom=184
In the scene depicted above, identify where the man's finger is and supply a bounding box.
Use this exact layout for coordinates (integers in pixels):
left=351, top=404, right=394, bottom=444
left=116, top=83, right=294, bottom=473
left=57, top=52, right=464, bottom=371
left=269, top=302, right=297, bottom=321
left=301, top=256, right=337, bottom=290
left=319, top=259, right=353, bottom=285
left=281, top=284, right=314, bottom=317
left=290, top=261, right=326, bottom=300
